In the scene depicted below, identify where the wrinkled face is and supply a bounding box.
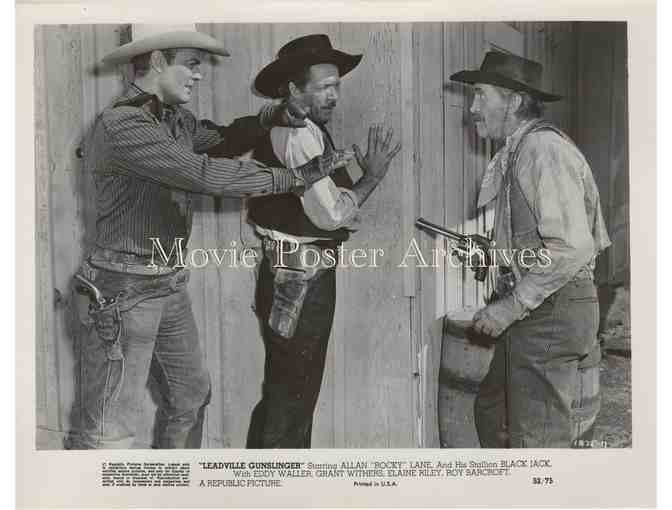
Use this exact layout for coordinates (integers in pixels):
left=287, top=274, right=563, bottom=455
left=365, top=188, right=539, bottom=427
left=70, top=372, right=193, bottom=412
left=157, top=48, right=203, bottom=105
left=469, top=83, right=513, bottom=140
left=293, top=63, right=341, bottom=125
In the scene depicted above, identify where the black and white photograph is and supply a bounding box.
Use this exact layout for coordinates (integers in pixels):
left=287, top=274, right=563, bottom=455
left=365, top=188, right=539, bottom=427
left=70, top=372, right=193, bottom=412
left=34, top=20, right=631, bottom=451
left=16, top=2, right=657, bottom=507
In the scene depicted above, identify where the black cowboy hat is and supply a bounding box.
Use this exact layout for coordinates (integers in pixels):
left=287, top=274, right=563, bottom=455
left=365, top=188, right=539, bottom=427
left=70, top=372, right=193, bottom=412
left=254, top=34, right=362, bottom=99
left=450, top=51, right=562, bottom=102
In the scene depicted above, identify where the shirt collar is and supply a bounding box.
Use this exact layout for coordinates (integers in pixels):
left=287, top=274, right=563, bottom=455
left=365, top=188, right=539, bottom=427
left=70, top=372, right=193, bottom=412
left=504, top=118, right=535, bottom=149
left=117, top=84, right=181, bottom=124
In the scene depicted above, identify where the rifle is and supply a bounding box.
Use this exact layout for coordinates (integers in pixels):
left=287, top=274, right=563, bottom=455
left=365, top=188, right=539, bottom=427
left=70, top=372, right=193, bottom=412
left=414, top=217, right=494, bottom=282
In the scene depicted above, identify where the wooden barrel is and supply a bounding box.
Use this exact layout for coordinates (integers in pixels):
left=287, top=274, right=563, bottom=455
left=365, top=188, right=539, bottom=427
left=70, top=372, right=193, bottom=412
left=438, top=318, right=494, bottom=448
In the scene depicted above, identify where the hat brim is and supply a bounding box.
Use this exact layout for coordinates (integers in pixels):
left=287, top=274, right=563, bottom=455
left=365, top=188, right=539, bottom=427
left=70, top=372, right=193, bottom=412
left=450, top=69, right=562, bottom=102
left=102, top=31, right=230, bottom=65
left=254, top=49, right=362, bottom=99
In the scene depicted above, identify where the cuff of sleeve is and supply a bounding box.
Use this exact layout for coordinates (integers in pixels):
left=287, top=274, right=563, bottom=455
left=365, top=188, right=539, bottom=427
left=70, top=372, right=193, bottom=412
left=512, top=285, right=543, bottom=314
left=271, top=168, right=296, bottom=193
left=509, top=291, right=530, bottom=320
left=308, top=188, right=360, bottom=230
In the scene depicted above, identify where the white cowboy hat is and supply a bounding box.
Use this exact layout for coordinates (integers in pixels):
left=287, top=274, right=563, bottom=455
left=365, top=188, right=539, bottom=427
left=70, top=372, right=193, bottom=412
left=102, top=24, right=229, bottom=65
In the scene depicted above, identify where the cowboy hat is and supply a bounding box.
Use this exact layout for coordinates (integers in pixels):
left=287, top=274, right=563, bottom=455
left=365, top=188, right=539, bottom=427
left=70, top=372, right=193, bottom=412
left=254, top=34, right=362, bottom=99
left=450, top=51, right=562, bottom=102
left=102, top=24, right=229, bottom=65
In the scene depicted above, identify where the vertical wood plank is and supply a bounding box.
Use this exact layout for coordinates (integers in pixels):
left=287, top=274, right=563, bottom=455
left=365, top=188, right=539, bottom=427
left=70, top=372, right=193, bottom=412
left=45, top=25, right=87, bottom=434
left=443, top=23, right=466, bottom=315
left=608, top=23, right=629, bottom=283
left=575, top=23, right=615, bottom=285
left=461, top=22, right=488, bottom=310
left=336, top=22, right=413, bottom=447
left=78, top=25, right=98, bottom=255
left=35, top=25, right=59, bottom=433
left=414, top=22, right=448, bottom=447
left=399, top=21, right=420, bottom=447
left=400, top=23, right=416, bottom=298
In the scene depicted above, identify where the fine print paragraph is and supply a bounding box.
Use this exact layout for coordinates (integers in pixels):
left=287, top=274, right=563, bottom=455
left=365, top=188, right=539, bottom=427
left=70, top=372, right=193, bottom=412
left=99, top=458, right=556, bottom=489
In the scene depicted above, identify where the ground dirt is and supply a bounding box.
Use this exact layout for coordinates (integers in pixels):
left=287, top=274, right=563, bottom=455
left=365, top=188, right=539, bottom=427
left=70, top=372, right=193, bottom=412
left=593, top=325, right=632, bottom=448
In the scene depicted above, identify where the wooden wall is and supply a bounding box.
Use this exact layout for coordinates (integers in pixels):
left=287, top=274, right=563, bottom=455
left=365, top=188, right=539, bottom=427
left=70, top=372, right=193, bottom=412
left=36, top=25, right=130, bottom=446
left=36, top=23, right=415, bottom=449
left=575, top=22, right=629, bottom=285
left=35, top=22, right=624, bottom=449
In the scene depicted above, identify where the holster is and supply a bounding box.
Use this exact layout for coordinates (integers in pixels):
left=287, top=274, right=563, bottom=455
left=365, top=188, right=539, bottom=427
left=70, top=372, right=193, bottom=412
left=262, top=238, right=331, bottom=339
left=75, top=261, right=190, bottom=360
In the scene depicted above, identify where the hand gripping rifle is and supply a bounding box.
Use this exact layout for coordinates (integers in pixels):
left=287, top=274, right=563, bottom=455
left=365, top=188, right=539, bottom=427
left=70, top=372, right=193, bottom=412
left=415, top=217, right=494, bottom=282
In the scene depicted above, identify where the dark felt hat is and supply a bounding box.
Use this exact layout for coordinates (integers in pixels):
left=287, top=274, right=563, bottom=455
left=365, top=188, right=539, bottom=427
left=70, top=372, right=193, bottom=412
left=450, top=51, right=562, bottom=102
left=254, top=34, right=362, bottom=98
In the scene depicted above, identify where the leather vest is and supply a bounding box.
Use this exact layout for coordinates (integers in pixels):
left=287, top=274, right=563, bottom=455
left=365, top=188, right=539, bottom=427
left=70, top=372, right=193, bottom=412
left=506, top=122, right=570, bottom=275
left=247, top=128, right=354, bottom=241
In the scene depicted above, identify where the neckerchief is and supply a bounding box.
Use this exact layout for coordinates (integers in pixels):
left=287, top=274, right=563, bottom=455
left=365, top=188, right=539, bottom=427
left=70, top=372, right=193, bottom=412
left=477, top=118, right=535, bottom=209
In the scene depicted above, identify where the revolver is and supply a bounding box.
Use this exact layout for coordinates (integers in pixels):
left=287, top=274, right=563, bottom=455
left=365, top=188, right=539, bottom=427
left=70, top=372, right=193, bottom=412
left=74, top=273, right=115, bottom=311
left=415, top=217, right=494, bottom=282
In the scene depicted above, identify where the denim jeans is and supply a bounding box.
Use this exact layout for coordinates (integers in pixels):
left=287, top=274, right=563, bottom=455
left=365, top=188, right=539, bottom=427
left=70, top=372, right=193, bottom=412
left=246, top=256, right=336, bottom=448
left=67, top=268, right=211, bottom=449
left=474, top=279, right=601, bottom=448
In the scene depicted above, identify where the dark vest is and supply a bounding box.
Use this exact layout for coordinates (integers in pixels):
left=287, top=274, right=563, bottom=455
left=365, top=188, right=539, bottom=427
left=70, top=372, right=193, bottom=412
left=248, top=126, right=354, bottom=241
left=507, top=121, right=573, bottom=253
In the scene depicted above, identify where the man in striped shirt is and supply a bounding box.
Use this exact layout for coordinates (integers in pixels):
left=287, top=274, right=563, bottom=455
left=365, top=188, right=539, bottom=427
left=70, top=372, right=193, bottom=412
left=66, top=27, right=350, bottom=449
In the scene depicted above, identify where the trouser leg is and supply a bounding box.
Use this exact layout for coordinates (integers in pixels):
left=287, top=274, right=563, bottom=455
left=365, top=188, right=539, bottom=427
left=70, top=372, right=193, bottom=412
left=151, top=289, right=211, bottom=449
left=507, top=281, right=600, bottom=448
left=248, top=259, right=335, bottom=448
left=68, top=294, right=163, bottom=449
left=572, top=343, right=602, bottom=442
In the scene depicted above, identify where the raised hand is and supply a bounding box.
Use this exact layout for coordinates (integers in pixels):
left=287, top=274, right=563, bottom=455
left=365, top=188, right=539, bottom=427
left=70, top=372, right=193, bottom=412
left=353, top=124, right=402, bottom=183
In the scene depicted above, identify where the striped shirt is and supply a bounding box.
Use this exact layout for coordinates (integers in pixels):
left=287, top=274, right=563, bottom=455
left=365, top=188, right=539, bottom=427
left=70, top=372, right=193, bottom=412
left=87, top=87, right=296, bottom=258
